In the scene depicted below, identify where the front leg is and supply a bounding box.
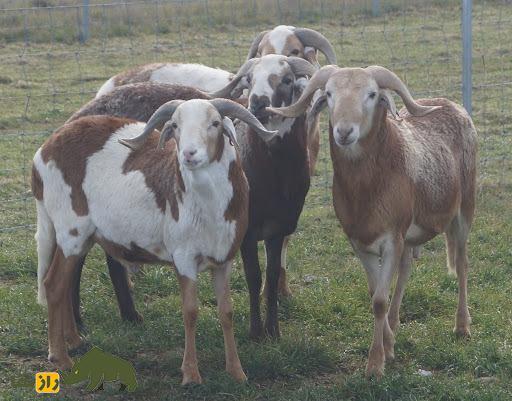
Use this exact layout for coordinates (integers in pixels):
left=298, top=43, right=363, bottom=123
left=211, top=262, right=247, bottom=382
left=176, top=273, right=201, bottom=385
left=353, top=236, right=403, bottom=378
left=264, top=236, right=285, bottom=339
left=241, top=234, right=264, bottom=340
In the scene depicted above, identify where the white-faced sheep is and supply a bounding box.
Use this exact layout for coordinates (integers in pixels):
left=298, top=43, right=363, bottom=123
left=96, top=62, right=243, bottom=99
left=209, top=55, right=317, bottom=338
left=268, top=65, right=477, bottom=377
left=32, top=98, right=278, bottom=384
left=66, top=82, right=247, bottom=329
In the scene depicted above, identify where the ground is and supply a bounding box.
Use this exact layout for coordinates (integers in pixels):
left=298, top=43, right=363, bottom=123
left=0, top=1, right=511, bottom=400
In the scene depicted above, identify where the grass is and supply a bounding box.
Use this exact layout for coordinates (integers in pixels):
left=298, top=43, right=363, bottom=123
left=1, top=1, right=512, bottom=400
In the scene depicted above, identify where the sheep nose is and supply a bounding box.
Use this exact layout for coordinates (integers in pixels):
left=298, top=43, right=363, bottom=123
left=183, top=149, right=197, bottom=160
left=336, top=126, right=354, bottom=138
left=249, top=95, right=270, bottom=116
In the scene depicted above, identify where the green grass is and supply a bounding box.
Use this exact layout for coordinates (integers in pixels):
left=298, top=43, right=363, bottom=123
left=1, top=1, right=512, bottom=400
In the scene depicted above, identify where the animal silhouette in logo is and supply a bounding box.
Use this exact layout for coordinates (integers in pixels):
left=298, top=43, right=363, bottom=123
left=61, top=346, right=137, bottom=392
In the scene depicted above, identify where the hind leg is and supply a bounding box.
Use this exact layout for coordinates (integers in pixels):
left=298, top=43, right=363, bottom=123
left=388, top=245, right=413, bottom=334
left=447, top=216, right=472, bottom=337
left=45, top=248, right=81, bottom=370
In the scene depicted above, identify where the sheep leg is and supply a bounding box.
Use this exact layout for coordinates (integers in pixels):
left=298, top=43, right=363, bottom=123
left=388, top=245, right=413, bottom=333
left=212, top=262, right=247, bottom=382
left=177, top=274, right=202, bottom=385
left=241, top=235, right=264, bottom=340
left=447, top=216, right=472, bottom=337
left=70, top=255, right=86, bottom=333
left=45, top=247, right=80, bottom=370
left=62, top=278, right=84, bottom=350
left=106, top=253, right=143, bottom=323
left=356, top=238, right=402, bottom=379
left=264, top=235, right=284, bottom=339
left=262, top=235, right=292, bottom=298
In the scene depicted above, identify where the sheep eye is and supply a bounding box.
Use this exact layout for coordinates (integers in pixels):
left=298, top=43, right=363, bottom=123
left=212, top=121, right=220, bottom=127
left=246, top=75, right=251, bottom=84
left=369, top=92, right=377, bottom=99
left=326, top=91, right=332, bottom=98
left=171, top=122, right=178, bottom=129
left=282, top=77, right=293, bottom=85
left=290, top=49, right=300, bottom=56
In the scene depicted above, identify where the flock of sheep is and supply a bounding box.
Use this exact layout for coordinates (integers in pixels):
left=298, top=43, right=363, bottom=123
left=31, top=25, right=477, bottom=384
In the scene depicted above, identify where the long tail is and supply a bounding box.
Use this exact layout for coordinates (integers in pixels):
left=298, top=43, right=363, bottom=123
left=35, top=201, right=56, bottom=305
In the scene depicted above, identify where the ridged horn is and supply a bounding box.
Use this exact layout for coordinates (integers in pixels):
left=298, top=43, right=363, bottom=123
left=267, top=65, right=339, bottom=118
left=246, top=30, right=270, bottom=60
left=285, top=56, right=318, bottom=77
left=209, top=98, right=278, bottom=143
left=118, top=99, right=184, bottom=150
left=293, top=27, right=337, bottom=65
left=365, top=65, right=441, bottom=116
left=208, top=58, right=260, bottom=99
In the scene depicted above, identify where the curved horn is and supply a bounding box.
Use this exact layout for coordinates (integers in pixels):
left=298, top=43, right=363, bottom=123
left=118, top=99, right=184, bottom=150
left=285, top=56, right=318, bottom=77
left=208, top=58, right=260, bottom=99
left=365, top=65, right=441, bottom=116
left=267, top=65, right=338, bottom=118
left=209, top=98, right=278, bottom=143
left=246, top=30, right=269, bottom=60
left=293, top=27, right=337, bottom=65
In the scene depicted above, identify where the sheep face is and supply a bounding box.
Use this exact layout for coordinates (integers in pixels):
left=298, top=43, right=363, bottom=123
left=324, top=69, right=382, bottom=149
left=169, top=100, right=226, bottom=170
left=245, top=55, right=300, bottom=123
left=259, top=25, right=310, bottom=59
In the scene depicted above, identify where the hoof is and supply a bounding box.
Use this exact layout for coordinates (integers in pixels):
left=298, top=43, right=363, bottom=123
left=181, top=369, right=202, bottom=385
left=249, top=324, right=264, bottom=342
left=49, top=353, right=73, bottom=371
left=264, top=323, right=280, bottom=339
left=227, top=366, right=247, bottom=383
left=454, top=326, right=471, bottom=338
left=122, top=310, right=144, bottom=323
left=66, top=334, right=84, bottom=351
left=365, top=361, right=384, bottom=380
left=384, top=347, right=395, bottom=361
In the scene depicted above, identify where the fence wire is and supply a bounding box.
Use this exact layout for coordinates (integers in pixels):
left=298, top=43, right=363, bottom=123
left=0, top=0, right=511, bottom=258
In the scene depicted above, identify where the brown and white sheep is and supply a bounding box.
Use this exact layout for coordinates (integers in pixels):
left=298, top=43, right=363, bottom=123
left=268, top=65, right=477, bottom=378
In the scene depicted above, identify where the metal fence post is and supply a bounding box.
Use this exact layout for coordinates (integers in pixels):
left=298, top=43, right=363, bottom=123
left=80, top=0, right=90, bottom=43
left=462, top=0, right=472, bottom=115
left=372, top=0, right=380, bottom=17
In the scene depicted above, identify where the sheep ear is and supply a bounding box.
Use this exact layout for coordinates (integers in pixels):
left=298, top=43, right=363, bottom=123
left=379, top=89, right=399, bottom=120
left=222, top=116, right=240, bottom=149
left=303, top=46, right=320, bottom=68
left=157, top=121, right=175, bottom=150
left=307, top=93, right=328, bottom=123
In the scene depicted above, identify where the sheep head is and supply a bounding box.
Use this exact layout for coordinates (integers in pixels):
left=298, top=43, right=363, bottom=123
left=119, top=99, right=278, bottom=166
left=268, top=65, right=442, bottom=150
left=246, top=25, right=337, bottom=66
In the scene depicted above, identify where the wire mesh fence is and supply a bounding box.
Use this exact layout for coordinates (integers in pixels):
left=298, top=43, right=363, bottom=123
left=0, top=0, right=511, bottom=258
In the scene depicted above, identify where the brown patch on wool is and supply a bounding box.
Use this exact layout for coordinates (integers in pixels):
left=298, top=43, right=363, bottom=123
left=40, top=116, right=132, bottom=216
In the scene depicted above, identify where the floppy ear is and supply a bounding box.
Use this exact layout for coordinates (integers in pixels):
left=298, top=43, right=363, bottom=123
left=303, top=46, right=320, bottom=68
left=158, top=121, right=176, bottom=150
left=222, top=116, right=240, bottom=149
left=379, top=89, right=399, bottom=119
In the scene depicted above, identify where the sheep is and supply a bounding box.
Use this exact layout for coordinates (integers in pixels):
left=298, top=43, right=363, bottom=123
left=32, top=98, right=278, bottom=384
left=65, top=82, right=214, bottom=329
left=245, top=25, right=337, bottom=296
left=96, top=62, right=244, bottom=99
left=268, top=65, right=477, bottom=377
left=208, top=55, right=317, bottom=339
